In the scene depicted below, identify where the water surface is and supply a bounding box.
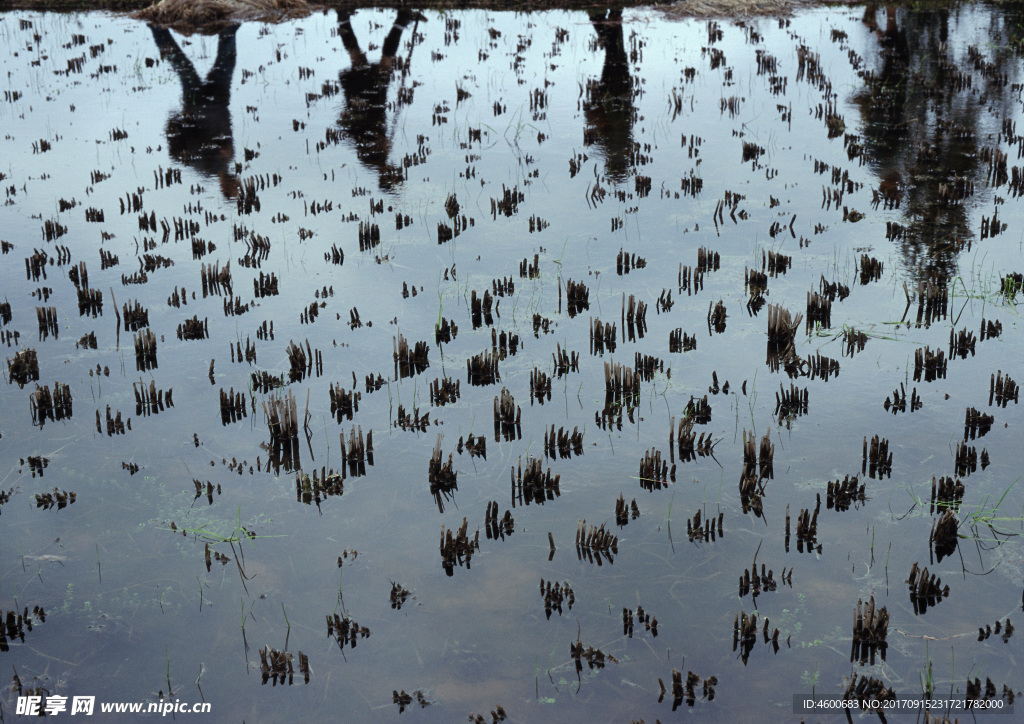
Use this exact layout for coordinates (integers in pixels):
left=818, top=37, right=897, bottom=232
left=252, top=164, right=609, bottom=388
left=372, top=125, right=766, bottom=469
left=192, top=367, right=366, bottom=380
left=1, top=4, right=1023, bottom=721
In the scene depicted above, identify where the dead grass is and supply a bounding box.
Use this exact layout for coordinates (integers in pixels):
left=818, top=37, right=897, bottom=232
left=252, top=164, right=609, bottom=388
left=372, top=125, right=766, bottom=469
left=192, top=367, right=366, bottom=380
left=134, top=0, right=311, bottom=30
left=658, top=0, right=823, bottom=19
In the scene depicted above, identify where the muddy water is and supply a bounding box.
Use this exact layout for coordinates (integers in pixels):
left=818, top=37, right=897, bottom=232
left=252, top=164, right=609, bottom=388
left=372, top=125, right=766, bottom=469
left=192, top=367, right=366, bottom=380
left=1, top=4, right=1023, bottom=721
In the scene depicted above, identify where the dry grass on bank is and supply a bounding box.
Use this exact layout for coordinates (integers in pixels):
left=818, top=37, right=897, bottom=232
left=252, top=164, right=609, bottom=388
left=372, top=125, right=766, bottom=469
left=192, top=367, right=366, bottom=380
left=659, top=0, right=822, bottom=19
left=133, top=0, right=311, bottom=29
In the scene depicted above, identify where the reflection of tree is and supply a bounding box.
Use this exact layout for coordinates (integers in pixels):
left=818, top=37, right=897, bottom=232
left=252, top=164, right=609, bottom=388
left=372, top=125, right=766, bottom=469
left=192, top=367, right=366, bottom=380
left=336, top=10, right=419, bottom=191
left=583, top=10, right=635, bottom=183
left=853, top=5, right=1017, bottom=283
left=150, top=24, right=239, bottom=200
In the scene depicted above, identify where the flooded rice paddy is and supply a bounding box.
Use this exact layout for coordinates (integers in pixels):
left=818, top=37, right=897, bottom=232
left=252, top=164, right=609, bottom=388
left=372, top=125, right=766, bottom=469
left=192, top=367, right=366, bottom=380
left=1, top=3, right=1024, bottom=721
